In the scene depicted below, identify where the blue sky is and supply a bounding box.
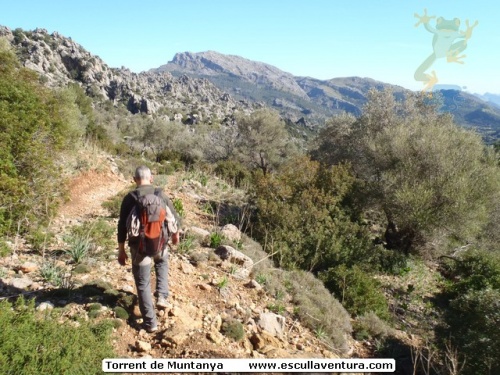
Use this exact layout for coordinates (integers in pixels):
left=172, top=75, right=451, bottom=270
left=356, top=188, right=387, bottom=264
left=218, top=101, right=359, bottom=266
left=1, top=0, right=498, bottom=94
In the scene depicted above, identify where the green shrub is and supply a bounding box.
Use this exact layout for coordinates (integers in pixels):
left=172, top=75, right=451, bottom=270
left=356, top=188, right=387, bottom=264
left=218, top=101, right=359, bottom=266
left=320, top=265, right=390, bottom=320
left=0, top=297, right=115, bottom=374
left=209, top=232, right=223, bottom=248
left=26, top=226, right=54, bottom=253
left=267, top=302, right=286, bottom=315
left=221, top=318, right=245, bottom=341
left=177, top=234, right=197, bottom=254
left=0, top=239, right=11, bottom=257
left=440, top=249, right=500, bottom=296
left=441, top=288, right=500, bottom=375
left=73, top=263, right=91, bottom=274
left=0, top=44, right=83, bottom=238
left=252, top=156, right=372, bottom=272
left=113, top=306, right=129, bottom=320
left=88, top=303, right=102, bottom=312
left=214, top=160, right=252, bottom=188
left=436, top=249, right=500, bottom=375
left=216, top=276, right=229, bottom=289
left=173, top=198, right=185, bottom=218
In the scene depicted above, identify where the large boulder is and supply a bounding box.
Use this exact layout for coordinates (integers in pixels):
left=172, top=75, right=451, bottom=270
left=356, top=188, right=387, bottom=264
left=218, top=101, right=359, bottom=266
left=220, top=224, right=242, bottom=242
left=257, top=312, right=286, bottom=338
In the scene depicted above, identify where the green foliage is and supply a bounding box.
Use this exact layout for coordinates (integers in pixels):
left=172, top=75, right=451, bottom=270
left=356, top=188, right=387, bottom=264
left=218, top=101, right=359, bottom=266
left=441, top=249, right=500, bottom=296
left=235, top=109, right=298, bottom=175
left=255, top=274, right=267, bottom=285
left=320, top=265, right=390, bottom=320
left=209, top=232, right=223, bottom=248
left=267, top=302, right=286, bottom=315
left=0, top=43, right=85, bottom=237
left=70, top=218, right=115, bottom=254
left=73, top=263, right=91, bottom=274
left=102, top=187, right=133, bottom=218
left=214, top=160, right=252, bottom=188
left=0, top=239, right=12, bottom=257
left=26, top=226, right=54, bottom=253
left=40, top=261, right=66, bottom=287
left=64, top=235, right=91, bottom=263
left=253, top=155, right=372, bottom=272
left=0, top=297, right=115, bottom=374
left=441, top=288, right=500, bottom=375
left=88, top=303, right=102, bottom=312
left=177, top=234, right=196, bottom=254
left=285, top=270, right=352, bottom=353
left=113, top=306, right=129, bottom=320
left=313, top=90, right=500, bottom=254
left=435, top=249, right=500, bottom=374
left=216, top=276, right=229, bottom=289
left=221, top=318, right=245, bottom=341
left=173, top=198, right=185, bottom=218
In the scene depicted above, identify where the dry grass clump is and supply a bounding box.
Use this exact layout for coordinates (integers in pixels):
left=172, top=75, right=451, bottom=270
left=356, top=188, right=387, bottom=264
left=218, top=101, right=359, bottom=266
left=353, top=311, right=393, bottom=340
left=285, top=270, right=352, bottom=354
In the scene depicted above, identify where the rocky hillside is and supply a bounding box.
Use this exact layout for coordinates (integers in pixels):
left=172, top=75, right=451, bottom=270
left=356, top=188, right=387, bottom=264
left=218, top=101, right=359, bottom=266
left=0, top=26, right=250, bottom=123
left=158, top=51, right=309, bottom=100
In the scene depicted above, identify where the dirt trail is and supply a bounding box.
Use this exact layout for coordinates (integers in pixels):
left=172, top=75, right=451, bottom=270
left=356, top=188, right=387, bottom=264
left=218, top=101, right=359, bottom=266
left=57, top=169, right=129, bottom=220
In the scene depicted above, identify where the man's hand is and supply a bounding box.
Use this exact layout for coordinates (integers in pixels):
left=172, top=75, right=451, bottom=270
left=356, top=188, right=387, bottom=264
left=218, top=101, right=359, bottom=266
left=118, top=243, right=128, bottom=266
left=171, top=232, right=179, bottom=246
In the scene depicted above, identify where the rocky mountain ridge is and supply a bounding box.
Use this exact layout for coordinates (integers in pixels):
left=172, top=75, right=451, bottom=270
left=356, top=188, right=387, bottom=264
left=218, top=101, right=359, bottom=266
left=2, top=25, right=499, bottom=141
left=158, top=51, right=500, bottom=141
left=0, top=26, right=250, bottom=123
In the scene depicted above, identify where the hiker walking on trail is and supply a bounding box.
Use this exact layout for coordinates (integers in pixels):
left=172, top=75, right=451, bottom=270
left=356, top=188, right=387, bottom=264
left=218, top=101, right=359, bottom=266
left=117, top=166, right=180, bottom=332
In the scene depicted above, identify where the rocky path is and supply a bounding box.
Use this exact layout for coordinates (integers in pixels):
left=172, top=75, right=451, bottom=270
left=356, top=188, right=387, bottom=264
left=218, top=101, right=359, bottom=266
left=1, top=159, right=350, bottom=368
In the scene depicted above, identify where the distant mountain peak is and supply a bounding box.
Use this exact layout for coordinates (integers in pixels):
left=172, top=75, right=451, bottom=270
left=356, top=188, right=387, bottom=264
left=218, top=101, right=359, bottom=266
left=155, top=51, right=309, bottom=99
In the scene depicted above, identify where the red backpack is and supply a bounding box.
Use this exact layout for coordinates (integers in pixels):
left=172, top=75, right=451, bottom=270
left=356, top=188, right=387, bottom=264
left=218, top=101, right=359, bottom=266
left=126, top=188, right=168, bottom=256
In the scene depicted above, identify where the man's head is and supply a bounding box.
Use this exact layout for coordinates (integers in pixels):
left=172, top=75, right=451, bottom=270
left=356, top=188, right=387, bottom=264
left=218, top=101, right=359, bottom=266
left=133, top=166, right=153, bottom=186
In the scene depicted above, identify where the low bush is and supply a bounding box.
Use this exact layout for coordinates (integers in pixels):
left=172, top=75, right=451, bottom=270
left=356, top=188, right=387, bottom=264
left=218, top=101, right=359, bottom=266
left=252, top=156, right=373, bottom=273
left=0, top=297, right=115, bottom=374
left=221, top=318, right=245, bottom=341
left=214, top=160, right=252, bottom=188
left=173, top=198, right=185, bottom=218
left=436, top=249, right=500, bottom=375
left=320, top=265, right=390, bottom=320
left=0, top=239, right=11, bottom=257
left=113, top=306, right=129, bottom=320
left=209, top=232, right=223, bottom=248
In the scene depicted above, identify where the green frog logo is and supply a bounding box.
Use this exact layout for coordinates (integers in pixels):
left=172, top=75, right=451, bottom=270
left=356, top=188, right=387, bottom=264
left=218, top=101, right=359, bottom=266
left=414, top=9, right=478, bottom=91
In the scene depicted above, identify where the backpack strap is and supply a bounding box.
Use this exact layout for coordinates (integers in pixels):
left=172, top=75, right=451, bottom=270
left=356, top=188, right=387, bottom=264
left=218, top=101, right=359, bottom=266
left=130, top=190, right=139, bottom=202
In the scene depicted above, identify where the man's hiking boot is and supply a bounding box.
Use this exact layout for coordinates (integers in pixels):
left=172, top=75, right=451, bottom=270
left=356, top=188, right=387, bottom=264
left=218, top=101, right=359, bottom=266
left=145, top=324, right=158, bottom=333
left=156, top=296, right=172, bottom=309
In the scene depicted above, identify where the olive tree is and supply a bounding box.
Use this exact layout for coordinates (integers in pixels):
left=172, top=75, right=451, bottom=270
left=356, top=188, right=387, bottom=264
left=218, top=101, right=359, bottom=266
left=313, top=90, right=500, bottom=254
left=235, top=109, right=298, bottom=175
